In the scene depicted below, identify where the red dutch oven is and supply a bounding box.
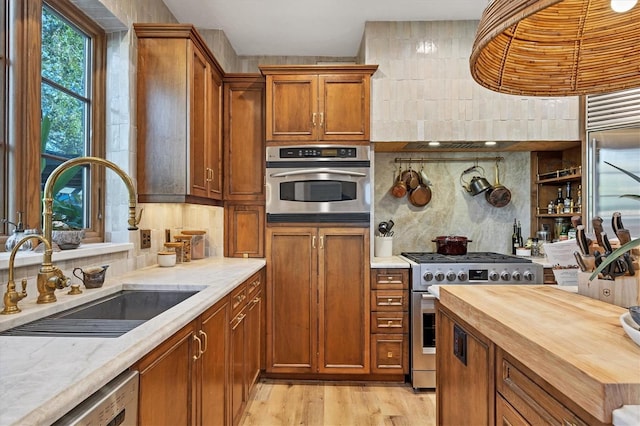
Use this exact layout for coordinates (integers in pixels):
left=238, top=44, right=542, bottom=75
left=432, top=236, right=473, bottom=255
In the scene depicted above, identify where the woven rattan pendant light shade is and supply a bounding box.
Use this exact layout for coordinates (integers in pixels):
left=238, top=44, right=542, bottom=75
left=470, top=0, right=640, bottom=96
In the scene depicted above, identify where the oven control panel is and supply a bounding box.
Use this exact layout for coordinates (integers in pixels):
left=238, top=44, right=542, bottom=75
left=279, top=147, right=357, bottom=158
left=411, top=262, right=544, bottom=290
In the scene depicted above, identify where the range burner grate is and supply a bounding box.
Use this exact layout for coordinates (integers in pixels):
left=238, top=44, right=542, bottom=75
left=401, top=252, right=531, bottom=264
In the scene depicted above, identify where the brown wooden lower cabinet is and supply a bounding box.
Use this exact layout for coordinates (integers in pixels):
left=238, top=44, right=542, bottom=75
left=370, top=268, right=409, bottom=376
left=266, top=226, right=370, bottom=375
left=136, top=320, right=196, bottom=425
left=436, top=304, right=493, bottom=425
left=135, top=268, right=264, bottom=426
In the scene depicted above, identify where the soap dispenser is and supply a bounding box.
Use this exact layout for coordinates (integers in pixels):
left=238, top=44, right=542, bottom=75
left=3, top=211, right=32, bottom=252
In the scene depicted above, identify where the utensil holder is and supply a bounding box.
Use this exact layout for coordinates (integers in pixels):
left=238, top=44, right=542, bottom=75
left=375, top=236, right=393, bottom=257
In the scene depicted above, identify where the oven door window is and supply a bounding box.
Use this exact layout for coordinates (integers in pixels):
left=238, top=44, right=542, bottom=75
left=423, top=312, right=436, bottom=349
left=280, top=180, right=357, bottom=202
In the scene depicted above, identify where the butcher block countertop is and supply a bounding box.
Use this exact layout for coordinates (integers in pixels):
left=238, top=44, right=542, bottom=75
left=438, top=285, right=640, bottom=424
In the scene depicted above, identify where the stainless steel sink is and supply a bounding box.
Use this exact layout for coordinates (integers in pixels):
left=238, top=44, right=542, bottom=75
left=0, top=290, right=200, bottom=338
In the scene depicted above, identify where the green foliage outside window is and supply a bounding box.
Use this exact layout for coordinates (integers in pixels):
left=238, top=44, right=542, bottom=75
left=40, top=5, right=90, bottom=229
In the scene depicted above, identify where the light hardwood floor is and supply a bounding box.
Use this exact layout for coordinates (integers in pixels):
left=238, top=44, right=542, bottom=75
left=240, top=380, right=436, bottom=426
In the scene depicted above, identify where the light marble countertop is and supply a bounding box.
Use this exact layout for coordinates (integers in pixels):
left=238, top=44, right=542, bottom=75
left=0, top=257, right=265, bottom=426
left=370, top=255, right=410, bottom=268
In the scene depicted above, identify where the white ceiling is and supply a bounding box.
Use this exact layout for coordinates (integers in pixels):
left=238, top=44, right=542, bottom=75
left=161, top=0, right=487, bottom=57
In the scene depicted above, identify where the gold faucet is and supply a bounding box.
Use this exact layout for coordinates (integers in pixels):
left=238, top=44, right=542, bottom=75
left=1, top=156, right=142, bottom=312
left=1, top=235, right=52, bottom=314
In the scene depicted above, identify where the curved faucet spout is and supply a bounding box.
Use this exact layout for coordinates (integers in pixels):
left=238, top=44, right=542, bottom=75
left=42, top=156, right=140, bottom=266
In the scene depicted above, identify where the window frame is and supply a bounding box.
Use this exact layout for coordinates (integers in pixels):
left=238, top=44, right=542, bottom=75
left=2, top=0, right=106, bottom=247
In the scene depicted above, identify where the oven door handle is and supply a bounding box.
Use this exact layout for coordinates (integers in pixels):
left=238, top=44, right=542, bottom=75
left=269, top=169, right=367, bottom=178
left=422, top=293, right=436, bottom=300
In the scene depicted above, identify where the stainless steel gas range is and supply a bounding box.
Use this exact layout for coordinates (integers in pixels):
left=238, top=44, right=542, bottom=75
left=400, top=252, right=543, bottom=389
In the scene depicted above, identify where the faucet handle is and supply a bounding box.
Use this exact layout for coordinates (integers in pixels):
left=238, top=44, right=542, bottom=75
left=128, top=207, right=144, bottom=230
left=1, top=279, right=28, bottom=315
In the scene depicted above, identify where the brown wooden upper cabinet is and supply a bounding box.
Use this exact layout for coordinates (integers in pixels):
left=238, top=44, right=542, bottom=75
left=260, top=65, right=378, bottom=142
left=134, top=24, right=223, bottom=204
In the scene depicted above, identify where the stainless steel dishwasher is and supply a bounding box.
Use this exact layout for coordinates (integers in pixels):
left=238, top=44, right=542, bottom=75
left=53, top=370, right=139, bottom=426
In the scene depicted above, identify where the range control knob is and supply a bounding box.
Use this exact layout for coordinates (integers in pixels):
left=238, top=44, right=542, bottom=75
left=423, top=271, right=434, bottom=282
left=500, top=271, right=511, bottom=281
left=446, top=270, right=457, bottom=281
left=457, top=271, right=468, bottom=281
left=434, top=271, right=445, bottom=282
left=511, top=271, right=522, bottom=281
left=523, top=271, right=534, bottom=281
left=489, top=271, right=499, bottom=281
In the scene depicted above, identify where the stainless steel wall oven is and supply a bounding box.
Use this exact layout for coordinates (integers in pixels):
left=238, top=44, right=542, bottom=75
left=265, top=145, right=371, bottom=223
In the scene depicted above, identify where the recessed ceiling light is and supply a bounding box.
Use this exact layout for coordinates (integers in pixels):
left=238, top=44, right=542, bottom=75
left=485, top=141, right=497, bottom=146
left=428, top=141, right=440, bottom=146
left=611, top=0, right=637, bottom=12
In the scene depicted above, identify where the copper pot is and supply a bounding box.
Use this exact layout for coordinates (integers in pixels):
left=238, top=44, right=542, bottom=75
left=431, top=236, right=473, bottom=255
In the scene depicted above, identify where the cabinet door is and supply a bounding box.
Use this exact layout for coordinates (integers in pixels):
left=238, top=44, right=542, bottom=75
left=136, top=322, right=196, bottom=426
left=207, top=66, right=223, bottom=200
left=189, top=44, right=209, bottom=198
left=200, top=298, right=229, bottom=426
left=319, top=74, right=370, bottom=141
left=436, top=309, right=493, bottom=425
left=266, top=227, right=317, bottom=373
left=265, top=75, right=318, bottom=141
left=230, top=306, right=247, bottom=426
left=224, top=77, right=265, bottom=200
left=224, top=203, right=265, bottom=258
left=245, top=287, right=263, bottom=394
left=317, top=227, right=370, bottom=374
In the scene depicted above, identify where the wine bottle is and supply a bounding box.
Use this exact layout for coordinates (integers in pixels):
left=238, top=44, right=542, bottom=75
left=563, top=182, right=572, bottom=213
left=512, top=219, right=519, bottom=254
left=517, top=220, right=523, bottom=247
left=555, top=187, right=564, bottom=214
left=576, top=184, right=582, bottom=213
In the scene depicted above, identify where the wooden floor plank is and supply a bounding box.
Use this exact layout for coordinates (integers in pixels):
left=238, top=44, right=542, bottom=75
left=240, top=380, right=436, bottom=426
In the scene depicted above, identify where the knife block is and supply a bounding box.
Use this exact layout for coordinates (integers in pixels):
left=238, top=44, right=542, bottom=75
left=577, top=272, right=640, bottom=308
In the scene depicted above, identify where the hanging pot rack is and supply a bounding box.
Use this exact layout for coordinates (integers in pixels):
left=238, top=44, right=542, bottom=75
left=394, top=156, right=504, bottom=164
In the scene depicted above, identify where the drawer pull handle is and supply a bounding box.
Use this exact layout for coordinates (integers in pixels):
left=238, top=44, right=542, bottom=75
left=199, top=330, right=208, bottom=354
left=193, top=334, right=203, bottom=360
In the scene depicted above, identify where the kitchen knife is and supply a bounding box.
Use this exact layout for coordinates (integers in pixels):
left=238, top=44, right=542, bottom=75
left=616, top=229, right=636, bottom=276
left=617, top=228, right=632, bottom=247
left=612, top=212, right=624, bottom=238
left=592, top=217, right=605, bottom=247
left=601, top=232, right=613, bottom=254
left=575, top=225, right=589, bottom=255
left=571, top=215, right=582, bottom=228
left=573, top=251, right=587, bottom=272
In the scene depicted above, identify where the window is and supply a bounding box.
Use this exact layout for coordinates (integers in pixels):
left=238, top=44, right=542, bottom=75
left=2, top=0, right=105, bottom=246
left=41, top=4, right=92, bottom=229
left=587, top=127, right=640, bottom=237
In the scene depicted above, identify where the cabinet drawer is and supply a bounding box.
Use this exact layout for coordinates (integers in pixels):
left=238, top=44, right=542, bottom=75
left=246, top=270, right=263, bottom=298
left=370, top=334, right=408, bottom=374
left=230, top=284, right=248, bottom=317
left=370, top=312, right=408, bottom=333
left=496, top=394, right=529, bottom=425
left=371, top=269, right=408, bottom=289
left=497, top=349, right=588, bottom=425
left=371, top=290, right=408, bottom=311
